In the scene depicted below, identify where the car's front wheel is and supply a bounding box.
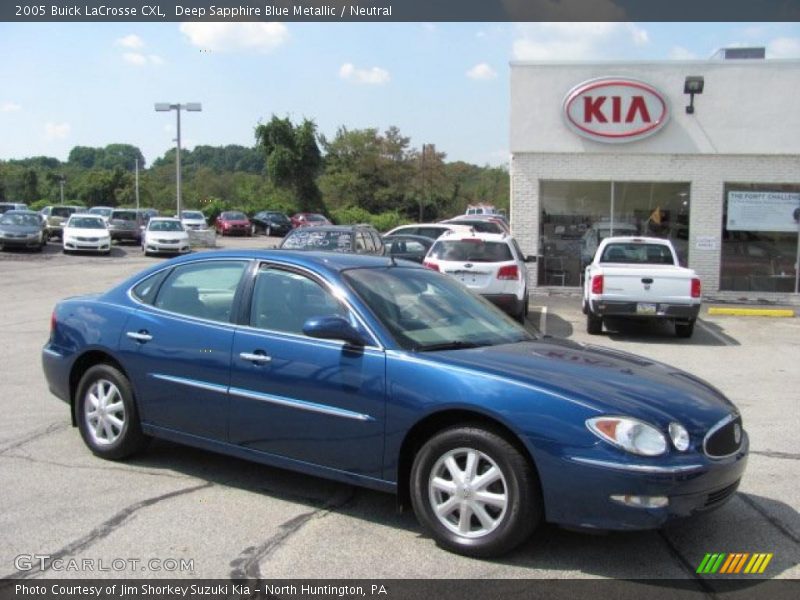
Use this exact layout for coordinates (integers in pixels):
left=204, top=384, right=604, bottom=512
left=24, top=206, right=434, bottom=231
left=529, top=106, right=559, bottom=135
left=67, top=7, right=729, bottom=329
left=75, top=364, right=148, bottom=460
left=410, top=426, right=541, bottom=558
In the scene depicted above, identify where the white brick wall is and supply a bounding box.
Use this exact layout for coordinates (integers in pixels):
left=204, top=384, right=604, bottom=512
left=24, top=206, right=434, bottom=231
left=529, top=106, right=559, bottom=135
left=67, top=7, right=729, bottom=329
left=511, top=152, right=800, bottom=301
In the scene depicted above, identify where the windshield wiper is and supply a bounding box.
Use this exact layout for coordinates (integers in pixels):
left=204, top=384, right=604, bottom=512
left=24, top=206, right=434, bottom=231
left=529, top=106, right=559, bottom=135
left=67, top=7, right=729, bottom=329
left=416, top=341, right=488, bottom=352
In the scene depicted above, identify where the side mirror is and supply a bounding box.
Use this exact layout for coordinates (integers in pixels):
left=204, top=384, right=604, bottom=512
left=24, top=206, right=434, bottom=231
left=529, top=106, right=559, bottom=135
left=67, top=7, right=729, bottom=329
left=303, top=316, right=367, bottom=347
left=525, top=255, right=537, bottom=263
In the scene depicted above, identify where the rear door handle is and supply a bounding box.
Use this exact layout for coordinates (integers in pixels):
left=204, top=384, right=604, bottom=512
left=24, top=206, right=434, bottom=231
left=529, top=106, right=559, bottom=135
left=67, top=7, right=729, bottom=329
left=239, top=352, right=272, bottom=364
left=126, top=331, right=152, bottom=342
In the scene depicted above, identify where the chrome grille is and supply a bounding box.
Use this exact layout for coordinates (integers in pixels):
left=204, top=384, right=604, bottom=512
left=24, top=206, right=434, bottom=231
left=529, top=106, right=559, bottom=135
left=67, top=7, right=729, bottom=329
left=77, top=237, right=99, bottom=242
left=704, top=414, right=744, bottom=458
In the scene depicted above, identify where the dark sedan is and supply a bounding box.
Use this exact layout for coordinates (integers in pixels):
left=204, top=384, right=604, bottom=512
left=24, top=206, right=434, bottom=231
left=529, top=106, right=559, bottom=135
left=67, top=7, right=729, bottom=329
left=383, top=234, right=434, bottom=263
left=280, top=225, right=384, bottom=255
left=251, top=211, right=292, bottom=237
left=0, top=210, right=46, bottom=251
left=43, top=251, right=747, bottom=558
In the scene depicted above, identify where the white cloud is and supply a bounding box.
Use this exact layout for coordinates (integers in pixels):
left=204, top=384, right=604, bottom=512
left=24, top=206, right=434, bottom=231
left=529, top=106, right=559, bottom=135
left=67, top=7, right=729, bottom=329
left=179, top=23, right=289, bottom=53
left=339, top=63, right=391, bottom=85
left=123, top=52, right=147, bottom=66
left=116, top=34, right=145, bottom=49
left=1, top=101, right=21, bottom=112
left=669, top=46, right=698, bottom=60
left=44, top=122, right=70, bottom=141
left=768, top=37, right=800, bottom=58
left=123, top=52, right=164, bottom=66
left=513, top=22, right=650, bottom=61
left=466, top=63, right=498, bottom=80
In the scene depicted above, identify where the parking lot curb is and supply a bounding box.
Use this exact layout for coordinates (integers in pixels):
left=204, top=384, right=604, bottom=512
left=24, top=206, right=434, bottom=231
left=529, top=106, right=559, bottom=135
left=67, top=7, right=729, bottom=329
left=707, top=307, right=796, bottom=317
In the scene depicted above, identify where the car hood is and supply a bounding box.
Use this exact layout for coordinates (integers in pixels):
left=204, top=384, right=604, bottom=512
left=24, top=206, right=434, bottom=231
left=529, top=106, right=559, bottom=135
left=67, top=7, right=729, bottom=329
left=147, top=231, right=187, bottom=239
left=0, top=224, right=40, bottom=234
left=64, top=227, right=109, bottom=237
left=422, top=338, right=736, bottom=432
left=222, top=219, right=249, bottom=225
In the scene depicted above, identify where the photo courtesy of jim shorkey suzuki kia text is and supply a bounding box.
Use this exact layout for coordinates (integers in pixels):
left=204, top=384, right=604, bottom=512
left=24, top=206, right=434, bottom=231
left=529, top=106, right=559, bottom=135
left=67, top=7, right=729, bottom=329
left=13, top=584, right=389, bottom=597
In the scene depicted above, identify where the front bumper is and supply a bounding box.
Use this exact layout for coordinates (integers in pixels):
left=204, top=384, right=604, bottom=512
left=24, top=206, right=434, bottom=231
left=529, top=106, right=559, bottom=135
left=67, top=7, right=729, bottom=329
left=64, top=239, right=111, bottom=252
left=534, top=433, right=748, bottom=530
left=0, top=235, right=42, bottom=248
left=145, top=241, right=191, bottom=254
left=592, top=300, right=701, bottom=321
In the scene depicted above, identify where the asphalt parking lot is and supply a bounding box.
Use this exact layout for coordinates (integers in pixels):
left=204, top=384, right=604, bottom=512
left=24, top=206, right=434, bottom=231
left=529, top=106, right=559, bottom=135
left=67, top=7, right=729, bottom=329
left=0, top=236, right=798, bottom=583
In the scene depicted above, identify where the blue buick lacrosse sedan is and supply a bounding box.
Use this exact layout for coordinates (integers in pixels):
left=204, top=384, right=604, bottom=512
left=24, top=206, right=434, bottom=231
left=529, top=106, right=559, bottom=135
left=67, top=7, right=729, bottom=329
left=42, top=251, right=747, bottom=557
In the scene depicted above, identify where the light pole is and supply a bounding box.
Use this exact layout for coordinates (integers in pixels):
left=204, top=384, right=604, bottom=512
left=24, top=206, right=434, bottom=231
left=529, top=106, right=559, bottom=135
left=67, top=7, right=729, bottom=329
left=59, top=176, right=65, bottom=204
left=154, top=102, right=201, bottom=217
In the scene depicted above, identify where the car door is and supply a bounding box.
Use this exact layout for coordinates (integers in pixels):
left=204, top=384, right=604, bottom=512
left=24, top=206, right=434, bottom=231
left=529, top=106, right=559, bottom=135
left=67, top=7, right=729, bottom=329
left=228, top=263, right=386, bottom=478
left=118, top=259, right=249, bottom=441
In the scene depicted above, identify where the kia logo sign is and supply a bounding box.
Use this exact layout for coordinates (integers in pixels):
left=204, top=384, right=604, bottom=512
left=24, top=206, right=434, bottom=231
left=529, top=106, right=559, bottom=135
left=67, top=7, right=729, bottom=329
left=563, top=77, right=669, bottom=143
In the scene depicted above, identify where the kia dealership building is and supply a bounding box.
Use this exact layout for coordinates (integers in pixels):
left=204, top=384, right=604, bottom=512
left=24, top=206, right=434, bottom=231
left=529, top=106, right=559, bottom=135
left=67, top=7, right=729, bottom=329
left=510, top=54, right=800, bottom=300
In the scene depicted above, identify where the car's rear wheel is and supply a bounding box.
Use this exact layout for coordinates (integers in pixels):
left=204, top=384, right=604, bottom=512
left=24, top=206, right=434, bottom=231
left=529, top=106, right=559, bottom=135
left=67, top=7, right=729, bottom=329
left=586, top=311, right=603, bottom=334
left=675, top=319, right=695, bottom=338
left=76, top=364, right=148, bottom=460
left=410, top=426, right=541, bottom=558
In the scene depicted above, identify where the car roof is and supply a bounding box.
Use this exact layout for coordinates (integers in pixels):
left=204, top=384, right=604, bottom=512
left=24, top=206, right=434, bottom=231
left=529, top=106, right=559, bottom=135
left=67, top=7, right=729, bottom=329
left=289, top=225, right=373, bottom=232
left=150, top=217, right=181, bottom=222
left=3, top=209, right=39, bottom=216
left=602, top=236, right=673, bottom=245
left=383, top=233, right=434, bottom=242
left=438, top=231, right=510, bottom=243
left=67, top=214, right=104, bottom=222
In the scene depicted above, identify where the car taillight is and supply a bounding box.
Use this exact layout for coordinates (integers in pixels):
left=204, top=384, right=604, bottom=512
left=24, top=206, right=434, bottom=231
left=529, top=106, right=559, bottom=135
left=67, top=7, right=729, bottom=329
left=50, top=311, right=57, bottom=336
left=591, top=274, right=604, bottom=294
left=691, top=278, right=701, bottom=298
left=423, top=260, right=440, bottom=272
left=497, top=265, right=519, bottom=280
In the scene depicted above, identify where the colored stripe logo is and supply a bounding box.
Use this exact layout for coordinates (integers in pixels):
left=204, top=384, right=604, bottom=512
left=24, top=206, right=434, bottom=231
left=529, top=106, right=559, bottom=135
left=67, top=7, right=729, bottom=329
left=696, top=553, right=773, bottom=574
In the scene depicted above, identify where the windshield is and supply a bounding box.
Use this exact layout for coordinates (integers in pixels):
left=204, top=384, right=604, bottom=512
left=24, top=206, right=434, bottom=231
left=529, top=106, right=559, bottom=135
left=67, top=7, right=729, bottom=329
left=266, top=213, right=290, bottom=223
left=181, top=211, right=204, bottom=220
left=111, top=210, right=138, bottom=221
left=89, top=207, right=113, bottom=217
left=149, top=220, right=184, bottom=232
left=68, top=217, right=105, bottom=229
left=0, top=213, right=39, bottom=227
left=429, top=239, right=513, bottom=263
left=52, top=207, right=77, bottom=218
left=222, top=212, right=247, bottom=220
left=343, top=268, right=532, bottom=351
left=306, top=214, right=327, bottom=222
left=282, top=229, right=352, bottom=251
left=600, top=243, right=676, bottom=265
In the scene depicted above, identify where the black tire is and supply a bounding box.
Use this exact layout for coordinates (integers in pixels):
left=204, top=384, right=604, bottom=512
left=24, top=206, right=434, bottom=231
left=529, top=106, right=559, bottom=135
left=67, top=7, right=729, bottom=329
left=675, top=319, right=695, bottom=338
left=410, top=425, right=541, bottom=558
left=515, top=293, right=528, bottom=324
left=586, top=311, right=603, bottom=335
left=75, top=364, right=149, bottom=460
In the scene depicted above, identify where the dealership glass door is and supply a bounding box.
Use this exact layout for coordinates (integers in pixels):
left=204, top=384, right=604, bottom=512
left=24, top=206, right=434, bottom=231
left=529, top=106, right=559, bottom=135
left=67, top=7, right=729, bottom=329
left=539, top=180, right=691, bottom=287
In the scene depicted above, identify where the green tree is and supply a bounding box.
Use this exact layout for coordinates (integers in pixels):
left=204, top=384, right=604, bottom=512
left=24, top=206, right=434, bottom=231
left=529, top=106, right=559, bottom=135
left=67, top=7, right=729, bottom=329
left=68, top=146, right=100, bottom=169
left=255, top=116, right=323, bottom=211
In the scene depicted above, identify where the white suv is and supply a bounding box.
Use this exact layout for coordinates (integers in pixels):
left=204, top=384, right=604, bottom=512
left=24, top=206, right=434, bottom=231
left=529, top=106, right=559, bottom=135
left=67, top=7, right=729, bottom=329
left=423, top=231, right=534, bottom=322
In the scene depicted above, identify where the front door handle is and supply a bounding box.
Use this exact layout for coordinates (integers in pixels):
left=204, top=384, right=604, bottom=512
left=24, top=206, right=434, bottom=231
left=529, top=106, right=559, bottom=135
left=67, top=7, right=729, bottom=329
left=239, top=352, right=272, bottom=364
left=126, top=331, right=153, bottom=343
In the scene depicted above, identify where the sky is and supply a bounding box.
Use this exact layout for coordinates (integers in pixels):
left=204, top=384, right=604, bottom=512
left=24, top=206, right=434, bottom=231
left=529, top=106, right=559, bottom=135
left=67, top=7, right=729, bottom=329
left=0, top=22, right=799, bottom=167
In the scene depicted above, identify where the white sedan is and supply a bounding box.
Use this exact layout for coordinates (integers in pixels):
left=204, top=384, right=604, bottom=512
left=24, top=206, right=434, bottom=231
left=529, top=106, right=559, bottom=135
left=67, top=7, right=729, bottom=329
left=142, top=217, right=191, bottom=256
left=62, top=215, right=111, bottom=255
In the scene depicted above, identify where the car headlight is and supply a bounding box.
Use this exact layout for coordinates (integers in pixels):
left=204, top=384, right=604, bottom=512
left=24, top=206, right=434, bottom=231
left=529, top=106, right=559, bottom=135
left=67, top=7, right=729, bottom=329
left=586, top=416, right=667, bottom=456
left=668, top=422, right=690, bottom=451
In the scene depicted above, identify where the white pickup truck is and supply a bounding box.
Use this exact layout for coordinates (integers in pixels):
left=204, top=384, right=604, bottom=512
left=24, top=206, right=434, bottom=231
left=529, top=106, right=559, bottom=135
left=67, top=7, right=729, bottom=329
left=582, top=236, right=701, bottom=338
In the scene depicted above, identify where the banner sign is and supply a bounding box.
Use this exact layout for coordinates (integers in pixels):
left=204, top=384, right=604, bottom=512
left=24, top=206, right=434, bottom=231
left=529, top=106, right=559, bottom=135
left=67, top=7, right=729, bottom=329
left=727, top=191, right=800, bottom=233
